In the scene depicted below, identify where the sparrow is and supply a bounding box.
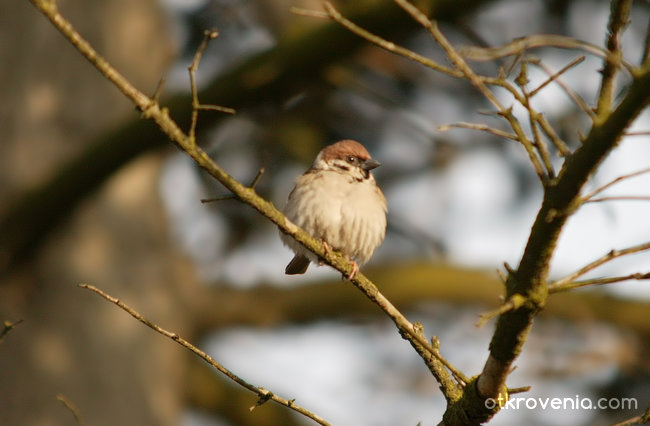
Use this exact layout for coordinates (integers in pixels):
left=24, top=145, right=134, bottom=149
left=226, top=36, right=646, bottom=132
left=281, top=140, right=387, bottom=279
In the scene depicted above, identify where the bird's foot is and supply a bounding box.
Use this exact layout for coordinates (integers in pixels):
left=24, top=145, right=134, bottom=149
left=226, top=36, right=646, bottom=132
left=346, top=260, right=359, bottom=280
left=317, top=240, right=332, bottom=266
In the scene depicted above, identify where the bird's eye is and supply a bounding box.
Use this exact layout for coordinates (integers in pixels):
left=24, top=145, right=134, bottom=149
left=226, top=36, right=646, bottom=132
left=346, top=155, right=357, bottom=164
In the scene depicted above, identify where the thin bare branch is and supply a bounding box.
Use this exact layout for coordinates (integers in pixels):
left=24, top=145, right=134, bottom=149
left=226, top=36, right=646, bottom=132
left=460, top=34, right=634, bottom=73
left=532, top=59, right=595, bottom=120
left=596, top=0, right=633, bottom=120
left=322, top=2, right=461, bottom=78
left=28, top=0, right=467, bottom=400
left=151, top=77, right=166, bottom=104
left=529, top=56, right=585, bottom=98
left=586, top=195, right=650, bottom=203
left=582, top=166, right=650, bottom=202
left=79, top=284, right=332, bottom=425
left=610, top=404, right=650, bottom=426
left=517, top=63, right=556, bottom=179
left=56, top=394, right=85, bottom=426
left=549, top=271, right=650, bottom=293
left=509, top=386, right=532, bottom=395
left=390, top=0, right=551, bottom=184
left=625, top=131, right=650, bottom=136
left=438, top=122, right=519, bottom=141
left=549, top=241, right=650, bottom=290
left=643, top=14, right=650, bottom=66
left=188, top=29, right=235, bottom=144
left=476, top=295, right=526, bottom=327
left=289, top=6, right=329, bottom=19
left=534, top=112, right=571, bottom=157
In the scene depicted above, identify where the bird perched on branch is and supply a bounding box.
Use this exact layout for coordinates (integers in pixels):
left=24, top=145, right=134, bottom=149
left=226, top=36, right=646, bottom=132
left=281, top=140, right=387, bottom=279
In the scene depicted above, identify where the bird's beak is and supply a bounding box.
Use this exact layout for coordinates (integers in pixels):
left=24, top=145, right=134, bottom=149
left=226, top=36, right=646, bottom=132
left=361, top=158, right=381, bottom=171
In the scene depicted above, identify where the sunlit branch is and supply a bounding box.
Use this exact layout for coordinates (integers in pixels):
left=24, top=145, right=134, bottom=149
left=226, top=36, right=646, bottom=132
left=56, top=394, right=85, bottom=426
left=28, top=0, right=468, bottom=401
left=624, top=131, right=650, bottom=136
left=582, top=166, right=650, bottom=202
left=391, top=0, right=550, bottom=184
left=528, top=56, right=585, bottom=98
left=534, top=110, right=571, bottom=156
left=549, top=241, right=650, bottom=290
left=585, top=196, right=650, bottom=203
left=516, top=62, right=555, bottom=178
left=476, top=294, right=526, bottom=327
left=532, top=59, right=596, bottom=120
left=437, top=122, right=519, bottom=141
left=460, top=34, right=634, bottom=73
left=321, top=2, right=461, bottom=78
left=79, top=284, right=331, bottom=425
left=549, top=272, right=650, bottom=294
left=188, top=29, right=235, bottom=144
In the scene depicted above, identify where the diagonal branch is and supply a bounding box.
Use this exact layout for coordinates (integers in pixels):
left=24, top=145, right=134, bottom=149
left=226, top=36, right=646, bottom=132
left=4, top=0, right=468, bottom=274
left=479, top=48, right=650, bottom=424
left=79, top=284, right=331, bottom=425
left=27, top=0, right=467, bottom=403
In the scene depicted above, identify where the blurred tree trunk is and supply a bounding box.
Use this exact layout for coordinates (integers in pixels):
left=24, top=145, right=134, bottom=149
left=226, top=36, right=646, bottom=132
left=0, top=1, right=180, bottom=425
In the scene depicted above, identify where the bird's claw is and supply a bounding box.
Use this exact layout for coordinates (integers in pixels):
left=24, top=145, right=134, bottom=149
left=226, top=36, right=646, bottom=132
left=346, top=260, right=359, bottom=280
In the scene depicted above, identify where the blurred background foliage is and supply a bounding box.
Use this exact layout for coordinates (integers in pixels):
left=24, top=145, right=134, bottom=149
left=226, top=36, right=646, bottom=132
left=1, top=0, right=649, bottom=425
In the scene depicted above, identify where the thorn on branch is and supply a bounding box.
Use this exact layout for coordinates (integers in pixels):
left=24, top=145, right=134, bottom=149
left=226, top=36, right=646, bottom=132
left=201, top=168, right=265, bottom=204
left=0, top=319, right=24, bottom=344
left=508, top=385, right=531, bottom=395
left=251, top=389, right=274, bottom=411
left=151, top=77, right=166, bottom=103
left=476, top=294, right=526, bottom=327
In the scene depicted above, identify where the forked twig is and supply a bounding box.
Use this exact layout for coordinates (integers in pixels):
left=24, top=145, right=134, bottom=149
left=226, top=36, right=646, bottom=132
left=188, top=29, right=235, bottom=144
